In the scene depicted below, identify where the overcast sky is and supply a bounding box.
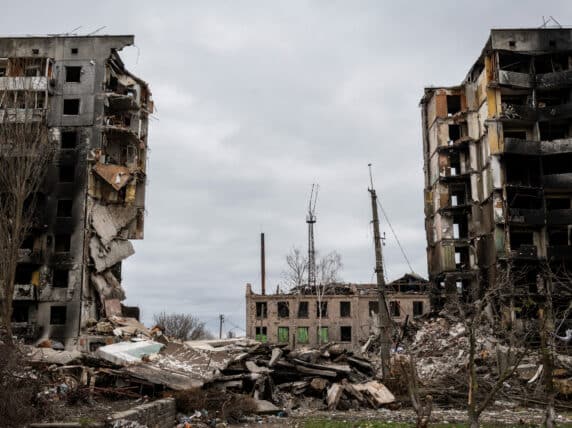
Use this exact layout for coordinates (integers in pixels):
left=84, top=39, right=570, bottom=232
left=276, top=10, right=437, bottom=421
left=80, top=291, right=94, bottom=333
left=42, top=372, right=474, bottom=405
left=2, top=1, right=570, bottom=335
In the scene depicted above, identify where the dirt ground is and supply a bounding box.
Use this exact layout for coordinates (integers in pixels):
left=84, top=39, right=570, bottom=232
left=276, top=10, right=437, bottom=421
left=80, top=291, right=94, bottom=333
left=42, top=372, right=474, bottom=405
left=235, top=407, right=572, bottom=427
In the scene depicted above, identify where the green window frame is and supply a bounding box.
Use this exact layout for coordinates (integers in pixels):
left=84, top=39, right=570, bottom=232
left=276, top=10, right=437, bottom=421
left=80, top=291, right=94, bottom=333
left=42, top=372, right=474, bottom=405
left=278, top=327, right=289, bottom=343
left=318, top=326, right=329, bottom=344
left=255, top=326, right=267, bottom=342
left=297, top=327, right=309, bottom=344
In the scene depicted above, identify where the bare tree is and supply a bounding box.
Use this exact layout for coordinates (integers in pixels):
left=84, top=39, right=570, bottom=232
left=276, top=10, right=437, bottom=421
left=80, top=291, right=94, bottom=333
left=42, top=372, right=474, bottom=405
left=282, top=246, right=307, bottom=289
left=456, top=268, right=532, bottom=428
left=153, top=312, right=212, bottom=341
left=0, top=74, right=56, bottom=345
left=315, top=250, right=343, bottom=343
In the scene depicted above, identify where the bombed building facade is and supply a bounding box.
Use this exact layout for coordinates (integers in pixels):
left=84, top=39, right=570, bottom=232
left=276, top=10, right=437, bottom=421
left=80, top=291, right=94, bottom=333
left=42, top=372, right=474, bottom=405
left=245, top=274, right=430, bottom=348
left=421, top=28, right=572, bottom=316
left=0, top=35, right=151, bottom=348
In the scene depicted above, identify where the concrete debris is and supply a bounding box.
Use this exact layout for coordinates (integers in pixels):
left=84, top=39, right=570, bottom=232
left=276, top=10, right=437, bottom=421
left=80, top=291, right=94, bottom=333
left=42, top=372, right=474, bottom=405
left=91, top=271, right=125, bottom=302
left=92, top=162, right=132, bottom=191
left=91, top=203, right=138, bottom=248
left=89, top=236, right=135, bottom=273
left=96, top=340, right=164, bottom=366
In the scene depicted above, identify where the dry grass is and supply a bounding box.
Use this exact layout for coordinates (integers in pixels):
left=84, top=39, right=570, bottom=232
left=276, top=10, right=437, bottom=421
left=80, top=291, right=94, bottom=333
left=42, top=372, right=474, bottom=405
left=174, top=387, right=258, bottom=422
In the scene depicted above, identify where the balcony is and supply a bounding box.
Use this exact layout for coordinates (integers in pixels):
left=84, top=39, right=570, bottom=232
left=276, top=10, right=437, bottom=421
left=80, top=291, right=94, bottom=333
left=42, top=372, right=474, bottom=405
left=510, top=245, right=538, bottom=260
left=0, top=76, right=48, bottom=91
left=498, top=69, right=572, bottom=90
left=548, top=245, right=572, bottom=261
left=547, top=209, right=572, bottom=225
left=543, top=173, right=572, bottom=188
left=508, top=208, right=545, bottom=226
left=504, top=138, right=540, bottom=155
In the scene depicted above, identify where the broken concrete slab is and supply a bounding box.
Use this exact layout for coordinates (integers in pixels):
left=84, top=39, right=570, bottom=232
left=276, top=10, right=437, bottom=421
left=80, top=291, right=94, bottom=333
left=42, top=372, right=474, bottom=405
left=93, top=162, right=132, bottom=191
left=96, top=340, right=164, bottom=366
left=90, top=236, right=135, bottom=273
left=25, top=347, right=82, bottom=365
left=354, top=381, right=395, bottom=406
left=253, top=399, right=280, bottom=414
left=91, top=203, right=137, bottom=248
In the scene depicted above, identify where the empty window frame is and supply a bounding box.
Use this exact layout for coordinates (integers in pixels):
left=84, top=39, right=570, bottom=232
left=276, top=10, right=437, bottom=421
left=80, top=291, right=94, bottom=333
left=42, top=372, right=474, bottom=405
left=53, top=269, right=69, bottom=288
left=316, top=301, right=328, bottom=318
left=56, top=200, right=73, bottom=218
left=368, top=301, right=379, bottom=316
left=54, top=234, right=71, bottom=252
left=447, top=95, right=462, bottom=116
left=50, top=306, right=67, bottom=325
left=389, top=301, right=401, bottom=317
left=448, top=124, right=461, bottom=142
left=297, top=301, right=309, bottom=318
left=61, top=131, right=78, bottom=149
left=63, top=99, right=80, bottom=115
left=65, top=66, right=81, bottom=83
left=413, top=301, right=424, bottom=316
left=340, top=326, right=352, bottom=342
left=71, top=48, right=78, bottom=55
left=255, top=326, right=267, bottom=342
left=297, top=327, right=309, bottom=344
left=277, top=301, right=289, bottom=318
left=15, top=264, right=35, bottom=284
left=340, top=301, right=351, bottom=317
left=318, top=326, right=329, bottom=343
left=59, top=165, right=75, bottom=183
left=11, top=301, right=30, bottom=323
left=255, top=302, right=267, bottom=319
left=277, top=326, right=289, bottom=343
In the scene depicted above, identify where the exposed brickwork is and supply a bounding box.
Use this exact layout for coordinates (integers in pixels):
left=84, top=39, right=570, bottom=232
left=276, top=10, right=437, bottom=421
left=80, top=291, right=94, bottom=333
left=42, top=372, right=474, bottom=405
left=108, top=398, right=176, bottom=428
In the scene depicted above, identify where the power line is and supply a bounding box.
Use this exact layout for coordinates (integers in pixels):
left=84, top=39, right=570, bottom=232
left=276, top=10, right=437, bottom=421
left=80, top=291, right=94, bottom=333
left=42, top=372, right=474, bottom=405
left=376, top=198, right=415, bottom=274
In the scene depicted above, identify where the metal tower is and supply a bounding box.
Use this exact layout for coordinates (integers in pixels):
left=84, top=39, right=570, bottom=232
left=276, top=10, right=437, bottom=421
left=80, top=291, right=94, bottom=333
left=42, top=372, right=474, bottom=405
left=306, top=184, right=319, bottom=287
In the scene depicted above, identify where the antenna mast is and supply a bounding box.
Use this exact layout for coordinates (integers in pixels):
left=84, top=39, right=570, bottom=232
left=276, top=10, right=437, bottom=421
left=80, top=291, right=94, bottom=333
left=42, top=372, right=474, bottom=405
left=368, top=164, right=392, bottom=379
left=306, top=184, right=319, bottom=287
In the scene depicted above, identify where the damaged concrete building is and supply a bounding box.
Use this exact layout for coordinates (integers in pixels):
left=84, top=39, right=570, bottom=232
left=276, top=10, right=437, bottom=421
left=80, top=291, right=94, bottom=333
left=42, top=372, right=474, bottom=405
left=0, top=35, right=152, bottom=348
left=421, top=28, right=572, bottom=316
left=245, top=274, right=430, bottom=348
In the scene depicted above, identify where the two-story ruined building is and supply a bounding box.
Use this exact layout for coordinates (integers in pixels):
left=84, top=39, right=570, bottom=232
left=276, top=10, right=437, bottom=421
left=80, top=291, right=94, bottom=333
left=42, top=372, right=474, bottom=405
left=0, top=35, right=151, bottom=348
left=421, top=28, right=572, bottom=317
left=245, top=274, right=430, bottom=348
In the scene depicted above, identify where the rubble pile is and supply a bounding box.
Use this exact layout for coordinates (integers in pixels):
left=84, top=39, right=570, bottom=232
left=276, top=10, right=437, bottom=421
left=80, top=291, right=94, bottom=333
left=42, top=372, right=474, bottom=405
left=399, top=315, right=572, bottom=409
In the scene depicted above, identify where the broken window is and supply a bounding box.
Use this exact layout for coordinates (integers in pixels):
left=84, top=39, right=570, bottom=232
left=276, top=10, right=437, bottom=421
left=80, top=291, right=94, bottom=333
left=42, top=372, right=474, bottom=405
left=503, top=130, right=527, bottom=140
left=316, top=301, right=327, bottom=318
left=65, top=66, right=81, bottom=83
left=255, top=302, right=267, bottom=319
left=20, top=235, right=34, bottom=251
left=447, top=95, right=461, bottom=116
left=340, top=326, right=352, bottom=342
left=55, top=234, right=71, bottom=253
left=510, top=229, right=534, bottom=248
left=548, top=227, right=569, bottom=246
left=546, top=198, right=570, bottom=210
left=57, top=200, right=73, bottom=218
left=15, top=264, right=34, bottom=284
left=71, top=48, right=78, bottom=55
left=453, top=214, right=469, bottom=239
left=59, top=165, right=75, bottom=183
left=63, top=99, right=80, bottom=115
left=318, top=326, right=329, bottom=343
left=389, top=301, right=401, bottom=317
left=53, top=269, right=69, bottom=288
left=340, top=301, right=351, bottom=317
left=368, top=301, right=379, bottom=316
left=61, top=131, right=77, bottom=149
left=50, top=306, right=67, bottom=325
left=448, top=124, right=461, bottom=142
left=12, top=301, right=30, bottom=323
left=413, top=301, right=424, bottom=316
left=539, top=122, right=569, bottom=140
left=255, top=326, right=267, bottom=342
left=543, top=153, right=572, bottom=175
left=297, top=327, right=309, bottom=344
left=277, top=301, right=289, bottom=318
left=278, top=327, right=289, bottom=343
left=297, top=301, right=309, bottom=318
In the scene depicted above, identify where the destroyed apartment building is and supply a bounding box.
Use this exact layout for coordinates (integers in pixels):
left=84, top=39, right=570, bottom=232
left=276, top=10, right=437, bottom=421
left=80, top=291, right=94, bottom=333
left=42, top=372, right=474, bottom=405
left=245, top=274, right=430, bottom=348
left=421, top=28, right=572, bottom=318
left=0, top=35, right=152, bottom=348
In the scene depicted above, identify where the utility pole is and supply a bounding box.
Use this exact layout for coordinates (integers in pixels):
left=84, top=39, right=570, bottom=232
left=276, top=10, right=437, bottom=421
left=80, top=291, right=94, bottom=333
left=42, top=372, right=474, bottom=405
left=219, top=314, right=224, bottom=339
left=260, top=232, right=266, bottom=295
left=368, top=164, right=392, bottom=379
